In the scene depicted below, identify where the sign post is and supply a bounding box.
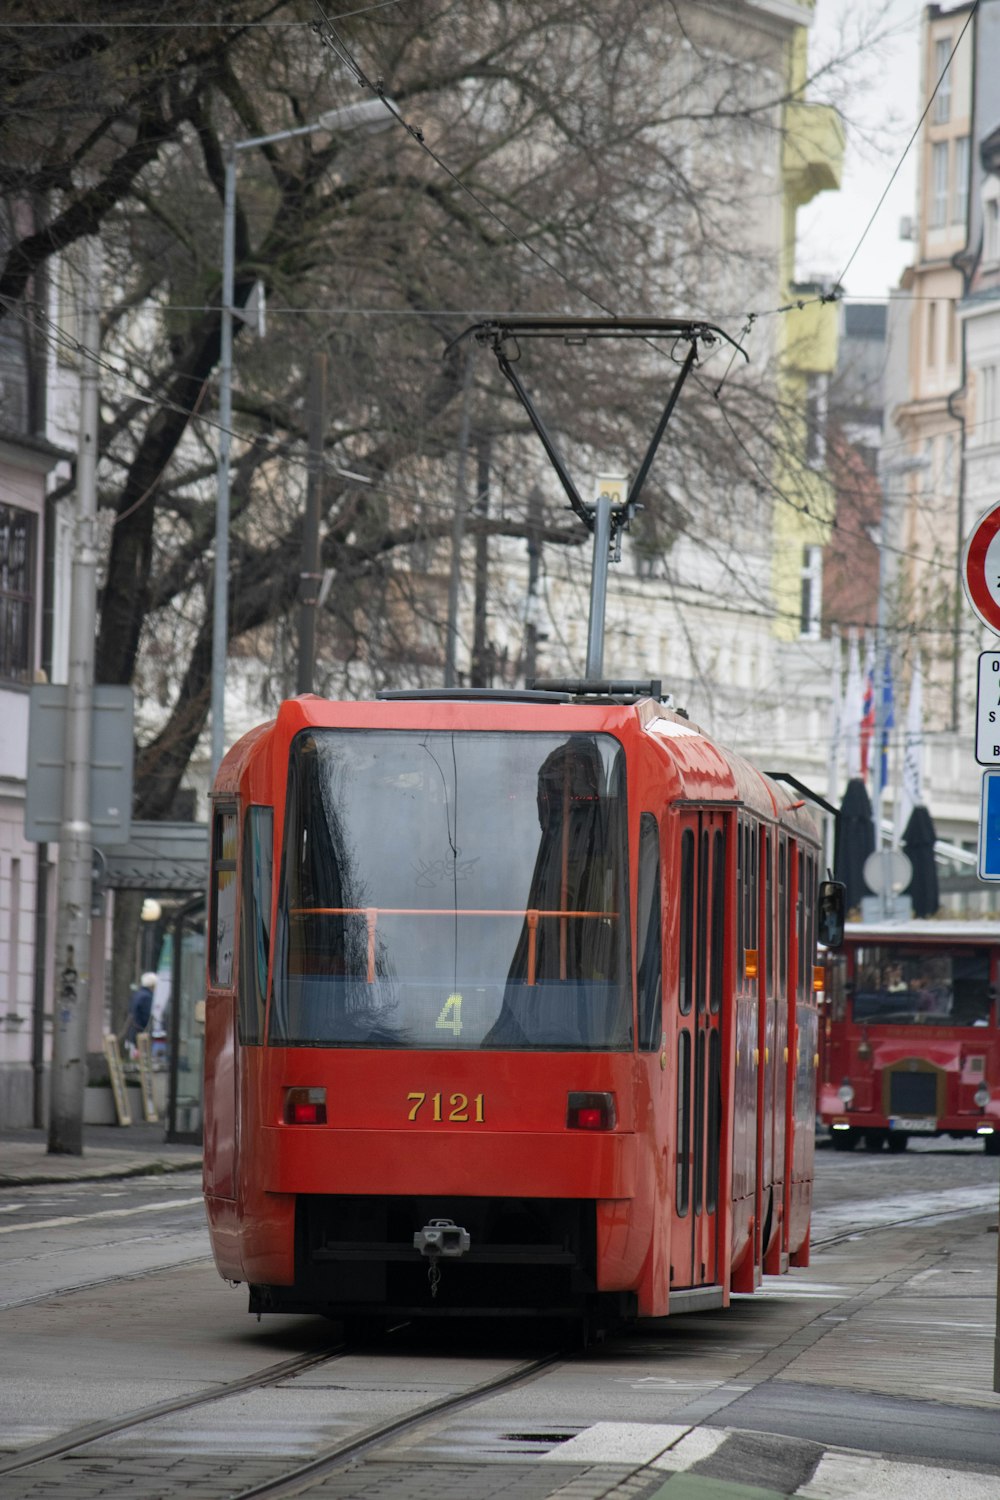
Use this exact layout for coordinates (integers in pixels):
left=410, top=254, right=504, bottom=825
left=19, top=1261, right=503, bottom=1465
left=962, top=505, right=1000, bottom=1394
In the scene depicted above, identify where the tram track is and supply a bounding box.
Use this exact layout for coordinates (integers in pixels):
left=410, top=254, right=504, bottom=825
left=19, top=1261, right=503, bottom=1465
left=0, top=1330, right=560, bottom=1495
left=0, top=1339, right=349, bottom=1478
left=226, top=1349, right=561, bottom=1500
left=810, top=1187, right=999, bottom=1251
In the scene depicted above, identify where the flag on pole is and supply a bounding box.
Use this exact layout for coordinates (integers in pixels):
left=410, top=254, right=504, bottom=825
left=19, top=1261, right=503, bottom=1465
left=828, top=628, right=842, bottom=796
left=879, top=650, right=894, bottom=792
left=860, top=639, right=875, bottom=780
left=843, top=632, right=863, bottom=781
left=899, top=654, right=924, bottom=829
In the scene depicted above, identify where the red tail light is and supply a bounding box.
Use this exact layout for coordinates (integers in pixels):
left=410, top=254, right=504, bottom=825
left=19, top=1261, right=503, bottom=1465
left=566, top=1091, right=616, bottom=1130
left=284, top=1087, right=327, bottom=1125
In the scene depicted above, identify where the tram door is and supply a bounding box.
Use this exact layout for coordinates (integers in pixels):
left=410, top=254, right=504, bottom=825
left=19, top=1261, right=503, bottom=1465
left=672, top=811, right=727, bottom=1290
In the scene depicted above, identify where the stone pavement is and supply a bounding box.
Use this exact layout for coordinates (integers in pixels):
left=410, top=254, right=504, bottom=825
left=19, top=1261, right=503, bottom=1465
left=0, top=1122, right=201, bottom=1186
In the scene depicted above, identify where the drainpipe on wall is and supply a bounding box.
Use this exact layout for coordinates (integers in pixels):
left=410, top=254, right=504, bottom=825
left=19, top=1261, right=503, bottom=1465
left=948, top=19, right=977, bottom=732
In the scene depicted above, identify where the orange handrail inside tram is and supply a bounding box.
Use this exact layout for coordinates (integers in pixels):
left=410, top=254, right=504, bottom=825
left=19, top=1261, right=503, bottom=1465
left=290, top=905, right=616, bottom=986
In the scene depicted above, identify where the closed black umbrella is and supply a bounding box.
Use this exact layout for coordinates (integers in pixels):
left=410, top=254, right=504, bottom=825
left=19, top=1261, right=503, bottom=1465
left=902, top=804, right=939, bottom=918
left=834, top=777, right=875, bottom=916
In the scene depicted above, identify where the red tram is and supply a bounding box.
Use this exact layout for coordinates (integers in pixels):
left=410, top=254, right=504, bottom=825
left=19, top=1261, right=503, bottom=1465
left=818, top=920, right=1000, bottom=1154
left=203, top=683, right=839, bottom=1327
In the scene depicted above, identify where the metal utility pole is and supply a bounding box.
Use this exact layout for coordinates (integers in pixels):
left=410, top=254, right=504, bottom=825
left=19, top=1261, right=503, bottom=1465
left=524, top=485, right=543, bottom=684
left=297, top=351, right=328, bottom=695
left=211, top=144, right=237, bottom=781
left=585, top=491, right=613, bottom=678
left=470, top=435, right=491, bottom=688
left=872, top=453, right=929, bottom=914
left=48, top=243, right=100, bottom=1156
left=444, top=347, right=473, bottom=689
left=212, top=100, right=395, bottom=776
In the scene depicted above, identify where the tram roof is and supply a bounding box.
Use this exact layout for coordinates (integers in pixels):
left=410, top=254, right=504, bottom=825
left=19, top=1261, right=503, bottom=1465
left=215, top=689, right=820, bottom=835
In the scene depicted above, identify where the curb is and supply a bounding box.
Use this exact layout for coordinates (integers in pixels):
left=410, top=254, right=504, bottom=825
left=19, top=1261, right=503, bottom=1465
left=0, top=1156, right=202, bottom=1189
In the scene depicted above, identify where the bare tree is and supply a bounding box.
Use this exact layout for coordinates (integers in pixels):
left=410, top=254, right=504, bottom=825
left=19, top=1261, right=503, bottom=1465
left=1, top=0, right=882, bottom=820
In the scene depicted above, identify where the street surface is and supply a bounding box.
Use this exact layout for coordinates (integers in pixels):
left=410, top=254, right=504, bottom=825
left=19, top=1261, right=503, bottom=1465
left=0, top=1142, right=997, bottom=1499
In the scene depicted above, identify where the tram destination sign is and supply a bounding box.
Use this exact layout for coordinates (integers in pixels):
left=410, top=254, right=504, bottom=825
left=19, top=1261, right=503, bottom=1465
left=975, top=652, right=1000, bottom=764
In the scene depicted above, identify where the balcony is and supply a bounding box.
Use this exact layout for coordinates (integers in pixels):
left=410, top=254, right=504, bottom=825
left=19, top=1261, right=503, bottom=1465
left=783, top=100, right=845, bottom=207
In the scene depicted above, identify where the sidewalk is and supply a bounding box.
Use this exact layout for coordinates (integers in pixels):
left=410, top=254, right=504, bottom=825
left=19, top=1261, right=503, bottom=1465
left=0, top=1122, right=201, bottom=1187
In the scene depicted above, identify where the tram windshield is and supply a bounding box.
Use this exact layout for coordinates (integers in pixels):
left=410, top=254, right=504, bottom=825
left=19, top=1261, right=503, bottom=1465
left=271, top=728, right=631, bottom=1049
left=850, top=944, right=993, bottom=1027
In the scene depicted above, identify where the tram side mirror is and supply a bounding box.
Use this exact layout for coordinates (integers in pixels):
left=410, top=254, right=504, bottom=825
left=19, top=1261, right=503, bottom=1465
left=817, top=879, right=846, bottom=950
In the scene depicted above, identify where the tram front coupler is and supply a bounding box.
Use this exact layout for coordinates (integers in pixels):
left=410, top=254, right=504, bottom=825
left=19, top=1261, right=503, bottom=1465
left=414, top=1217, right=471, bottom=1299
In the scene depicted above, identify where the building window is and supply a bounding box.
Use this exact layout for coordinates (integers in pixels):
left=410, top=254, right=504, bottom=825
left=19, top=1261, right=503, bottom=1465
left=952, top=136, right=969, bottom=226
left=805, top=373, right=828, bottom=468
left=985, top=195, right=1000, bottom=263
left=930, top=141, right=949, bottom=227
left=933, top=37, right=952, bottom=123
left=800, top=545, right=822, bottom=639
left=0, top=504, right=35, bottom=684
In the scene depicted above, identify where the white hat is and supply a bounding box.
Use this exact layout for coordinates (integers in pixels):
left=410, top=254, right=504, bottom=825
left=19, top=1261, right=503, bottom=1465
left=141, top=971, right=159, bottom=989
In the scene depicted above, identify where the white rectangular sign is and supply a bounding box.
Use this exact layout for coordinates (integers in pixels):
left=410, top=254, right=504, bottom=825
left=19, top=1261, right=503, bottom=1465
left=975, top=652, right=1000, bottom=764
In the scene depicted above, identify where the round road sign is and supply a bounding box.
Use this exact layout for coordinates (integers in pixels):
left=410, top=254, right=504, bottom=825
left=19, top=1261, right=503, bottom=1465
left=963, top=502, right=1000, bottom=633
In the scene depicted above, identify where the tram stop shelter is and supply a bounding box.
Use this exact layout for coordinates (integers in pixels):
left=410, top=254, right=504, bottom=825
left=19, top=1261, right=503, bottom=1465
left=102, top=821, right=207, bottom=1145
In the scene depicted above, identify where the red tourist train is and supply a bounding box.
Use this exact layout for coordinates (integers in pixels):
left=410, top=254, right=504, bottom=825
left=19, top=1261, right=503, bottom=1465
left=818, top=920, right=1000, bottom=1154
left=202, top=682, right=842, bottom=1328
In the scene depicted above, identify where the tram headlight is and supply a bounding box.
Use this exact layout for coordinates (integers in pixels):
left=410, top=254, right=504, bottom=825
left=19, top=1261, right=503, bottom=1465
left=838, top=1082, right=855, bottom=1107
left=974, top=1084, right=990, bottom=1109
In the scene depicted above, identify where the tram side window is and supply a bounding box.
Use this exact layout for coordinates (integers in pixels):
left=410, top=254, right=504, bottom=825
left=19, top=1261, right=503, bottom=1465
left=764, top=832, right=773, bottom=990
left=778, top=841, right=788, bottom=994
left=697, top=828, right=709, bottom=1013
left=679, top=829, right=694, bottom=1015
left=710, top=828, right=725, bottom=1013
left=238, top=808, right=273, bottom=1044
left=706, top=1029, right=721, bottom=1213
left=737, top=824, right=744, bottom=983
left=747, top=824, right=758, bottom=951
left=828, top=951, right=846, bottom=1021
left=210, top=807, right=238, bottom=988
left=636, top=814, right=662, bottom=1051
left=676, top=1029, right=691, bottom=1215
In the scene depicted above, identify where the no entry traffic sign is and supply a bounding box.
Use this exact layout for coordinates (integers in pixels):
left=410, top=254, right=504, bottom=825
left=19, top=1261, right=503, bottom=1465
left=963, top=502, right=1000, bottom=633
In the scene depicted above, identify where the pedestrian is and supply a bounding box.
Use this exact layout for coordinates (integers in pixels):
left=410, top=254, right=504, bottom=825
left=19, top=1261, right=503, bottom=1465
left=122, top=972, right=157, bottom=1054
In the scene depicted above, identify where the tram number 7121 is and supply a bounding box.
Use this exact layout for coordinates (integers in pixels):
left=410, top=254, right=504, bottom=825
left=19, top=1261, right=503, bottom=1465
left=407, top=1091, right=486, bottom=1123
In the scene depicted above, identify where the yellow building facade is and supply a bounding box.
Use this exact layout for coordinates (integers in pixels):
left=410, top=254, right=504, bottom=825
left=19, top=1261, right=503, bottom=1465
left=772, top=23, right=844, bottom=641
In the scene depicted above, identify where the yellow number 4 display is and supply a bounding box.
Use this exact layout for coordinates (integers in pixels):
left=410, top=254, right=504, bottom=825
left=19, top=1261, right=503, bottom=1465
left=435, top=993, right=463, bottom=1036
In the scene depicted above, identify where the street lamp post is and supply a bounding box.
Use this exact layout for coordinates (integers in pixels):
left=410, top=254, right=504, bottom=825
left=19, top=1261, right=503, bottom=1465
left=872, top=451, right=930, bottom=915
left=211, top=99, right=394, bottom=779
